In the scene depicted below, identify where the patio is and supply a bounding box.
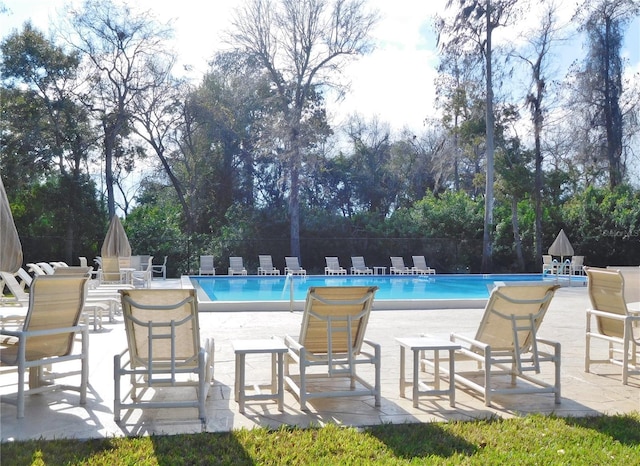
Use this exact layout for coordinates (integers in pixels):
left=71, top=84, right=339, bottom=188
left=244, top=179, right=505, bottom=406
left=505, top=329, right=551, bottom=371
left=2, top=280, right=639, bottom=441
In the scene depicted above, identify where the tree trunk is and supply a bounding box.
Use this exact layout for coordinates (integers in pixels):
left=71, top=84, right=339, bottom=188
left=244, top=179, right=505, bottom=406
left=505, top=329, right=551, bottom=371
left=481, top=0, right=494, bottom=273
left=104, top=129, right=116, bottom=219
left=289, top=147, right=301, bottom=258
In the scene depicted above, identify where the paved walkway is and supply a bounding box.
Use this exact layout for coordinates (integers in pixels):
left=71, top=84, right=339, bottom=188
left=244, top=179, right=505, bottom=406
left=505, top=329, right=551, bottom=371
left=2, top=281, right=639, bottom=441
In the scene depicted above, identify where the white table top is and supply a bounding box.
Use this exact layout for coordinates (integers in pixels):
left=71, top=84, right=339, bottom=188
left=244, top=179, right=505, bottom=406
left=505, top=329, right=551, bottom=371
left=395, top=337, right=460, bottom=351
left=232, top=338, right=288, bottom=353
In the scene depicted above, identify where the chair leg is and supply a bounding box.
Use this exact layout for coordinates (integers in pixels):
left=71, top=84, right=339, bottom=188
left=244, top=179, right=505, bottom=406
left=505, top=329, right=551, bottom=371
left=114, top=353, right=121, bottom=422
left=299, top=349, right=308, bottom=411
left=554, top=342, right=562, bottom=404
left=80, top=327, right=88, bottom=404
left=374, top=343, right=381, bottom=407
left=198, top=350, right=207, bottom=422
left=484, top=350, right=492, bottom=407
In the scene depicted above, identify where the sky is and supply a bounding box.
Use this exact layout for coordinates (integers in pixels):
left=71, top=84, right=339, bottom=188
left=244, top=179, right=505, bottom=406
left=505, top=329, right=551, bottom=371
left=1, top=0, right=639, bottom=136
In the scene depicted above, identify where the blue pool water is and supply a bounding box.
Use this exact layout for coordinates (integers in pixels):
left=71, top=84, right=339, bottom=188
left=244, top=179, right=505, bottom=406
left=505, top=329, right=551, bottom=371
left=190, top=274, right=578, bottom=303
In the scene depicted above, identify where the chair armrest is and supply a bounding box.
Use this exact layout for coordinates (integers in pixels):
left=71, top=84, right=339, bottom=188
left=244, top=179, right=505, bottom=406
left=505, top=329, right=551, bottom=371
left=450, top=332, right=489, bottom=351
left=587, top=308, right=628, bottom=321
left=362, top=339, right=380, bottom=351
left=284, top=335, right=302, bottom=352
left=535, top=337, right=561, bottom=350
left=13, top=324, right=88, bottom=338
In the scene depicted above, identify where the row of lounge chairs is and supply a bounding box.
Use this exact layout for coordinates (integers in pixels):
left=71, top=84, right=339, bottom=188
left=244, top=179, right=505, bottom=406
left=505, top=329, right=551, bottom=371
left=1, top=266, right=638, bottom=423
left=198, top=255, right=436, bottom=276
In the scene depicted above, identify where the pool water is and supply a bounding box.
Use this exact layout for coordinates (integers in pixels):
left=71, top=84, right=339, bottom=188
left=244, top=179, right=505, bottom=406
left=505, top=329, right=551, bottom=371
left=190, top=273, right=579, bottom=303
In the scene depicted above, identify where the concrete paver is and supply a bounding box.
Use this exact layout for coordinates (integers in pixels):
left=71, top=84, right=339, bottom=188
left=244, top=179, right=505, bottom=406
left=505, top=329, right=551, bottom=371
left=2, top=281, right=639, bottom=441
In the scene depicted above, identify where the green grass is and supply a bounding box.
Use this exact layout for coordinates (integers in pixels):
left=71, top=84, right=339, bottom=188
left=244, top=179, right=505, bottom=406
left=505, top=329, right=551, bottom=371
left=3, top=413, right=640, bottom=465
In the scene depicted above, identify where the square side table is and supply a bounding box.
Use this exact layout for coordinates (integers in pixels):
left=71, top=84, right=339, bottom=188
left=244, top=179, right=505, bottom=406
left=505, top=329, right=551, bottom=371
left=396, top=337, right=460, bottom=407
left=232, top=338, right=288, bottom=414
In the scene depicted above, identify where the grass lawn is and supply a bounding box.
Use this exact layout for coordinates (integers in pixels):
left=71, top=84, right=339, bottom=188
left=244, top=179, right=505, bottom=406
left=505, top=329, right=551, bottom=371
left=3, top=412, right=640, bottom=465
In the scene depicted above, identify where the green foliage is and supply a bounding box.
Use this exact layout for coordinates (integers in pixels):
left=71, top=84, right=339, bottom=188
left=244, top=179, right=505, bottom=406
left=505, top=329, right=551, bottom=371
left=124, top=203, right=185, bottom=278
left=411, top=191, right=484, bottom=240
left=562, top=185, right=640, bottom=266
left=12, top=174, right=105, bottom=264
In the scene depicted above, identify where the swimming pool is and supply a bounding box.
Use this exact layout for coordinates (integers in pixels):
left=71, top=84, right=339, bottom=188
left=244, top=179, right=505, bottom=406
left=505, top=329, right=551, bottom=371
left=189, top=274, right=585, bottom=311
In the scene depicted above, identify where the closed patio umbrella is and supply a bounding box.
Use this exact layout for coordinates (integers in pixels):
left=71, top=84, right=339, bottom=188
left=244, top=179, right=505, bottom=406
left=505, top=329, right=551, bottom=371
left=101, top=215, right=131, bottom=258
left=548, top=229, right=574, bottom=263
left=0, top=176, right=23, bottom=273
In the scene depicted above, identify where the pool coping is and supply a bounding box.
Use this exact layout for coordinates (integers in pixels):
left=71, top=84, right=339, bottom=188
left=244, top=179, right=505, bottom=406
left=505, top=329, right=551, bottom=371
left=184, top=274, right=586, bottom=312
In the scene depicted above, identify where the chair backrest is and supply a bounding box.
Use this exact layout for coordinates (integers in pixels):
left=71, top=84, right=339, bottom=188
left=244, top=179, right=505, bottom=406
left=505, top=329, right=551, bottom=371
left=27, top=263, right=46, bottom=276
left=118, top=256, right=131, bottom=269
left=53, top=266, right=92, bottom=276
left=412, top=256, right=428, bottom=269
left=37, top=262, right=56, bottom=274
left=571, top=256, right=584, bottom=267
left=139, top=255, right=151, bottom=270
left=475, top=283, right=559, bottom=353
left=17, top=267, right=33, bottom=288
left=351, top=256, right=367, bottom=270
left=542, top=255, right=552, bottom=265
left=586, top=267, right=628, bottom=338
left=286, top=257, right=302, bottom=271
left=259, top=255, right=274, bottom=269
left=22, top=275, right=89, bottom=360
left=130, top=255, right=142, bottom=271
left=390, top=257, right=406, bottom=269
left=0, top=271, right=29, bottom=301
left=606, top=266, right=640, bottom=304
left=229, top=256, right=245, bottom=271
left=325, top=257, right=341, bottom=270
left=200, top=255, right=214, bottom=271
left=299, top=286, right=378, bottom=355
left=79, top=256, right=88, bottom=267
left=120, top=289, right=201, bottom=370
left=101, top=256, right=122, bottom=282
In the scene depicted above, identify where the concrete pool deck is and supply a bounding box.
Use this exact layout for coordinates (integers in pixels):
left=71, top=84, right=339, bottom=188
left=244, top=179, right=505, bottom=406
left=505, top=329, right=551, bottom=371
left=2, top=279, right=639, bottom=441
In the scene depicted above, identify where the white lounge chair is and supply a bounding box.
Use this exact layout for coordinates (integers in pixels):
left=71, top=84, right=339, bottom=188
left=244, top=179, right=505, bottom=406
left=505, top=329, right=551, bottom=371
left=283, top=286, right=380, bottom=410
left=115, top=289, right=214, bottom=423
left=0, top=274, right=90, bottom=418
left=0, top=271, right=29, bottom=305
left=390, top=257, right=411, bottom=274
left=199, top=255, right=215, bottom=275
left=350, top=256, right=373, bottom=275
left=258, top=255, right=280, bottom=275
left=37, top=262, right=56, bottom=274
left=411, top=255, right=436, bottom=275
left=131, top=256, right=154, bottom=288
left=285, top=257, right=306, bottom=275
left=324, top=257, right=347, bottom=275
left=26, top=263, right=47, bottom=276
left=447, top=283, right=561, bottom=406
left=569, top=256, right=585, bottom=275
left=98, top=256, right=128, bottom=285
left=228, top=256, right=248, bottom=275
left=151, top=256, right=168, bottom=280
left=585, top=267, right=640, bottom=384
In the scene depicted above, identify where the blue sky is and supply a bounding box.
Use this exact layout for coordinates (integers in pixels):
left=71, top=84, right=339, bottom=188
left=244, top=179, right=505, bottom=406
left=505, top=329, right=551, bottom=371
left=1, top=0, right=638, bottom=135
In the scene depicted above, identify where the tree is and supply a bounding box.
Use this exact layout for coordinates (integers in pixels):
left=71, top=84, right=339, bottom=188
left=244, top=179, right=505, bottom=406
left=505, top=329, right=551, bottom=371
left=572, top=0, right=639, bottom=188
left=513, top=3, right=565, bottom=263
left=65, top=0, right=174, bottom=218
left=440, top=0, right=520, bottom=272
left=1, top=23, right=101, bottom=262
left=227, top=0, right=377, bottom=258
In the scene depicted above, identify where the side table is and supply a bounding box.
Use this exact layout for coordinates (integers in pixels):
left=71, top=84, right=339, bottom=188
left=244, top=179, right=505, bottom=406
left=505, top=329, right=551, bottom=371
left=373, top=266, right=387, bottom=275
left=232, top=338, right=288, bottom=414
left=396, top=337, right=460, bottom=407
